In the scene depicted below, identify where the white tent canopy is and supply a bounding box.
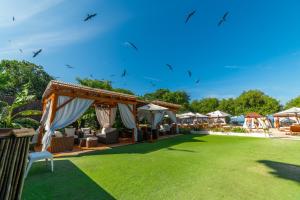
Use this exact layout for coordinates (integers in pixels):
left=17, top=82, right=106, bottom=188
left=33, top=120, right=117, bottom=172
left=207, top=110, right=230, bottom=118
left=195, top=113, right=208, bottom=118
left=138, top=103, right=168, bottom=111
left=137, top=103, right=168, bottom=129
left=274, top=107, right=300, bottom=117
left=176, top=112, right=196, bottom=119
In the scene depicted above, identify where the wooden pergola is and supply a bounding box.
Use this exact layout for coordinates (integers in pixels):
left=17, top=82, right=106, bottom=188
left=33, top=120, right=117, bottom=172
left=41, top=80, right=181, bottom=143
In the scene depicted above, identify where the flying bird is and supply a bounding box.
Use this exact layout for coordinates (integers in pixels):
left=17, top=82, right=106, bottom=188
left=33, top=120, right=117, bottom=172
left=125, top=41, right=138, bottom=51
left=12, top=16, right=15, bottom=21
left=65, top=64, right=74, bottom=69
left=84, top=13, right=97, bottom=21
left=187, top=70, right=192, bottom=78
left=166, top=64, right=173, bottom=71
left=19, top=49, right=23, bottom=53
left=185, top=10, right=196, bottom=24
left=90, top=74, right=94, bottom=78
left=218, top=11, right=229, bottom=26
left=150, top=81, right=156, bottom=87
left=121, top=69, right=127, bottom=77
left=33, top=49, right=42, bottom=58
left=196, top=79, right=200, bottom=84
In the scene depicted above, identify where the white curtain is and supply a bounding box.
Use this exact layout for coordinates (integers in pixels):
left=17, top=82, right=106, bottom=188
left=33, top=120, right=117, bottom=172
left=166, top=110, right=179, bottom=133
left=42, top=96, right=93, bottom=151
left=95, top=106, right=117, bottom=133
left=36, top=100, right=51, bottom=133
left=118, top=103, right=138, bottom=141
left=152, top=111, right=165, bottom=129
left=137, top=110, right=152, bottom=122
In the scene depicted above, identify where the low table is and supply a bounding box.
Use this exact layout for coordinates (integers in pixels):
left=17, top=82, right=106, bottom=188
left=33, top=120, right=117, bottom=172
left=79, top=138, right=86, bottom=147
left=86, top=137, right=98, bottom=148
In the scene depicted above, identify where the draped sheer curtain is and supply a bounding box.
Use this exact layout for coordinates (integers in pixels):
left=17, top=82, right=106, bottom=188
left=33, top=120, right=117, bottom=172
left=118, top=103, right=138, bottom=141
left=166, top=110, right=179, bottom=133
left=95, top=106, right=117, bottom=133
left=152, top=111, right=165, bottom=129
left=42, top=96, right=93, bottom=151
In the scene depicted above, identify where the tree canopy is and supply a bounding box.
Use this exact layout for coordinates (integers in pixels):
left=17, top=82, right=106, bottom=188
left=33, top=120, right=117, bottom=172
left=190, top=98, right=219, bottom=114
left=234, top=90, right=280, bottom=115
left=76, top=78, right=134, bottom=95
left=0, top=60, right=53, bottom=99
left=189, top=90, right=281, bottom=116
left=285, top=96, right=300, bottom=109
left=143, top=89, right=190, bottom=111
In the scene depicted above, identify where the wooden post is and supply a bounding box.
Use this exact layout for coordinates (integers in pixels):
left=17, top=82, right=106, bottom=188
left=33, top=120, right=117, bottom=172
left=49, top=93, right=58, bottom=125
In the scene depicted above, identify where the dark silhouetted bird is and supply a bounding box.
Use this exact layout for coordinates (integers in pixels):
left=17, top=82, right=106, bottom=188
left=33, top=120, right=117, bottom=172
left=150, top=81, right=156, bottom=87
left=196, top=79, right=200, bottom=84
left=12, top=16, right=15, bottom=21
left=185, top=10, right=196, bottom=24
left=121, top=69, right=127, bottom=77
left=166, top=64, right=173, bottom=71
left=84, top=13, right=97, bottom=21
left=19, top=49, right=23, bottom=53
left=65, top=64, right=74, bottom=69
left=33, top=49, right=42, bottom=57
left=188, top=70, right=192, bottom=78
left=125, top=41, right=138, bottom=51
left=90, top=74, right=94, bottom=78
left=218, top=12, right=229, bottom=26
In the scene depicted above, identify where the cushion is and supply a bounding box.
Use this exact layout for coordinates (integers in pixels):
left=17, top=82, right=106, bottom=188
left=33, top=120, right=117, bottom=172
left=65, top=128, right=75, bottom=137
left=54, top=131, right=63, bottom=137
left=87, top=137, right=98, bottom=141
left=81, top=128, right=91, bottom=134
left=101, top=127, right=116, bottom=134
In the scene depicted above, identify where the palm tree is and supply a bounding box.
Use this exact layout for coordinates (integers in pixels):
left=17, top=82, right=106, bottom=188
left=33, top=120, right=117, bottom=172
left=0, top=84, right=41, bottom=128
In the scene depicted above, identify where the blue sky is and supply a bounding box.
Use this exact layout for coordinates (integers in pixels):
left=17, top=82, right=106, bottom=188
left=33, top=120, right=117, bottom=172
left=1, top=0, right=300, bottom=104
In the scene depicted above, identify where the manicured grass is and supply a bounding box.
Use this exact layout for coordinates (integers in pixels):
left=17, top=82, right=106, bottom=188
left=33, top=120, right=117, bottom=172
left=23, top=135, right=300, bottom=200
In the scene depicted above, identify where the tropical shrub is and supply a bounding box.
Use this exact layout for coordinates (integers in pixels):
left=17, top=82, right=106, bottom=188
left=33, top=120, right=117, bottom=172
left=0, top=84, right=41, bottom=128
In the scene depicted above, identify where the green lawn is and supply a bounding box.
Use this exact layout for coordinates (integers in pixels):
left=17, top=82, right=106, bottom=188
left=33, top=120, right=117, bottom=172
left=22, top=135, right=300, bottom=200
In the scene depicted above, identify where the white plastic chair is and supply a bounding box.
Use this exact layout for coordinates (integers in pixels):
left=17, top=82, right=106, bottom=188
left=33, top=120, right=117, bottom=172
left=25, top=151, right=54, bottom=178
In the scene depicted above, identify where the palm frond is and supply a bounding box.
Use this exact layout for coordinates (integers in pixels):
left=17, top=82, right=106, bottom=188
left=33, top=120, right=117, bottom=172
left=12, top=110, right=42, bottom=119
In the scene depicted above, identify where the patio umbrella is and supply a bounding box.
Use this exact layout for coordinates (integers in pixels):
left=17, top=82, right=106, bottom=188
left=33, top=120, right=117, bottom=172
left=207, top=110, right=230, bottom=118
left=274, top=107, right=300, bottom=124
left=195, top=113, right=208, bottom=118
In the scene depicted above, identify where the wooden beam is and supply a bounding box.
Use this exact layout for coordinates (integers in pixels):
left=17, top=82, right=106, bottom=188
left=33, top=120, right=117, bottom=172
left=54, top=91, right=137, bottom=105
left=56, top=97, right=75, bottom=112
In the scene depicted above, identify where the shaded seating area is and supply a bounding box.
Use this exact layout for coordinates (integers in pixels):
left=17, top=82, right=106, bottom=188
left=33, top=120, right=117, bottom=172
left=207, top=110, right=230, bottom=126
left=37, top=80, right=181, bottom=153
left=243, top=112, right=272, bottom=132
left=137, top=103, right=179, bottom=142
left=96, top=128, right=119, bottom=144
left=273, top=107, right=300, bottom=135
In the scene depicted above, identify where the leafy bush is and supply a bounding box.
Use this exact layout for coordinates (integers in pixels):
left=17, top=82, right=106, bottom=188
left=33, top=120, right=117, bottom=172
left=179, top=127, right=192, bottom=134
left=230, top=127, right=248, bottom=133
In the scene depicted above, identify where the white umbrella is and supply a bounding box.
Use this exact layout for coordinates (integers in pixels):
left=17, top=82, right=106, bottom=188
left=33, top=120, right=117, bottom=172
left=195, top=113, right=208, bottom=118
left=207, top=110, right=230, bottom=118
left=181, top=112, right=196, bottom=117
left=138, top=103, right=168, bottom=111
left=274, top=107, right=300, bottom=117
left=274, top=107, right=300, bottom=124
